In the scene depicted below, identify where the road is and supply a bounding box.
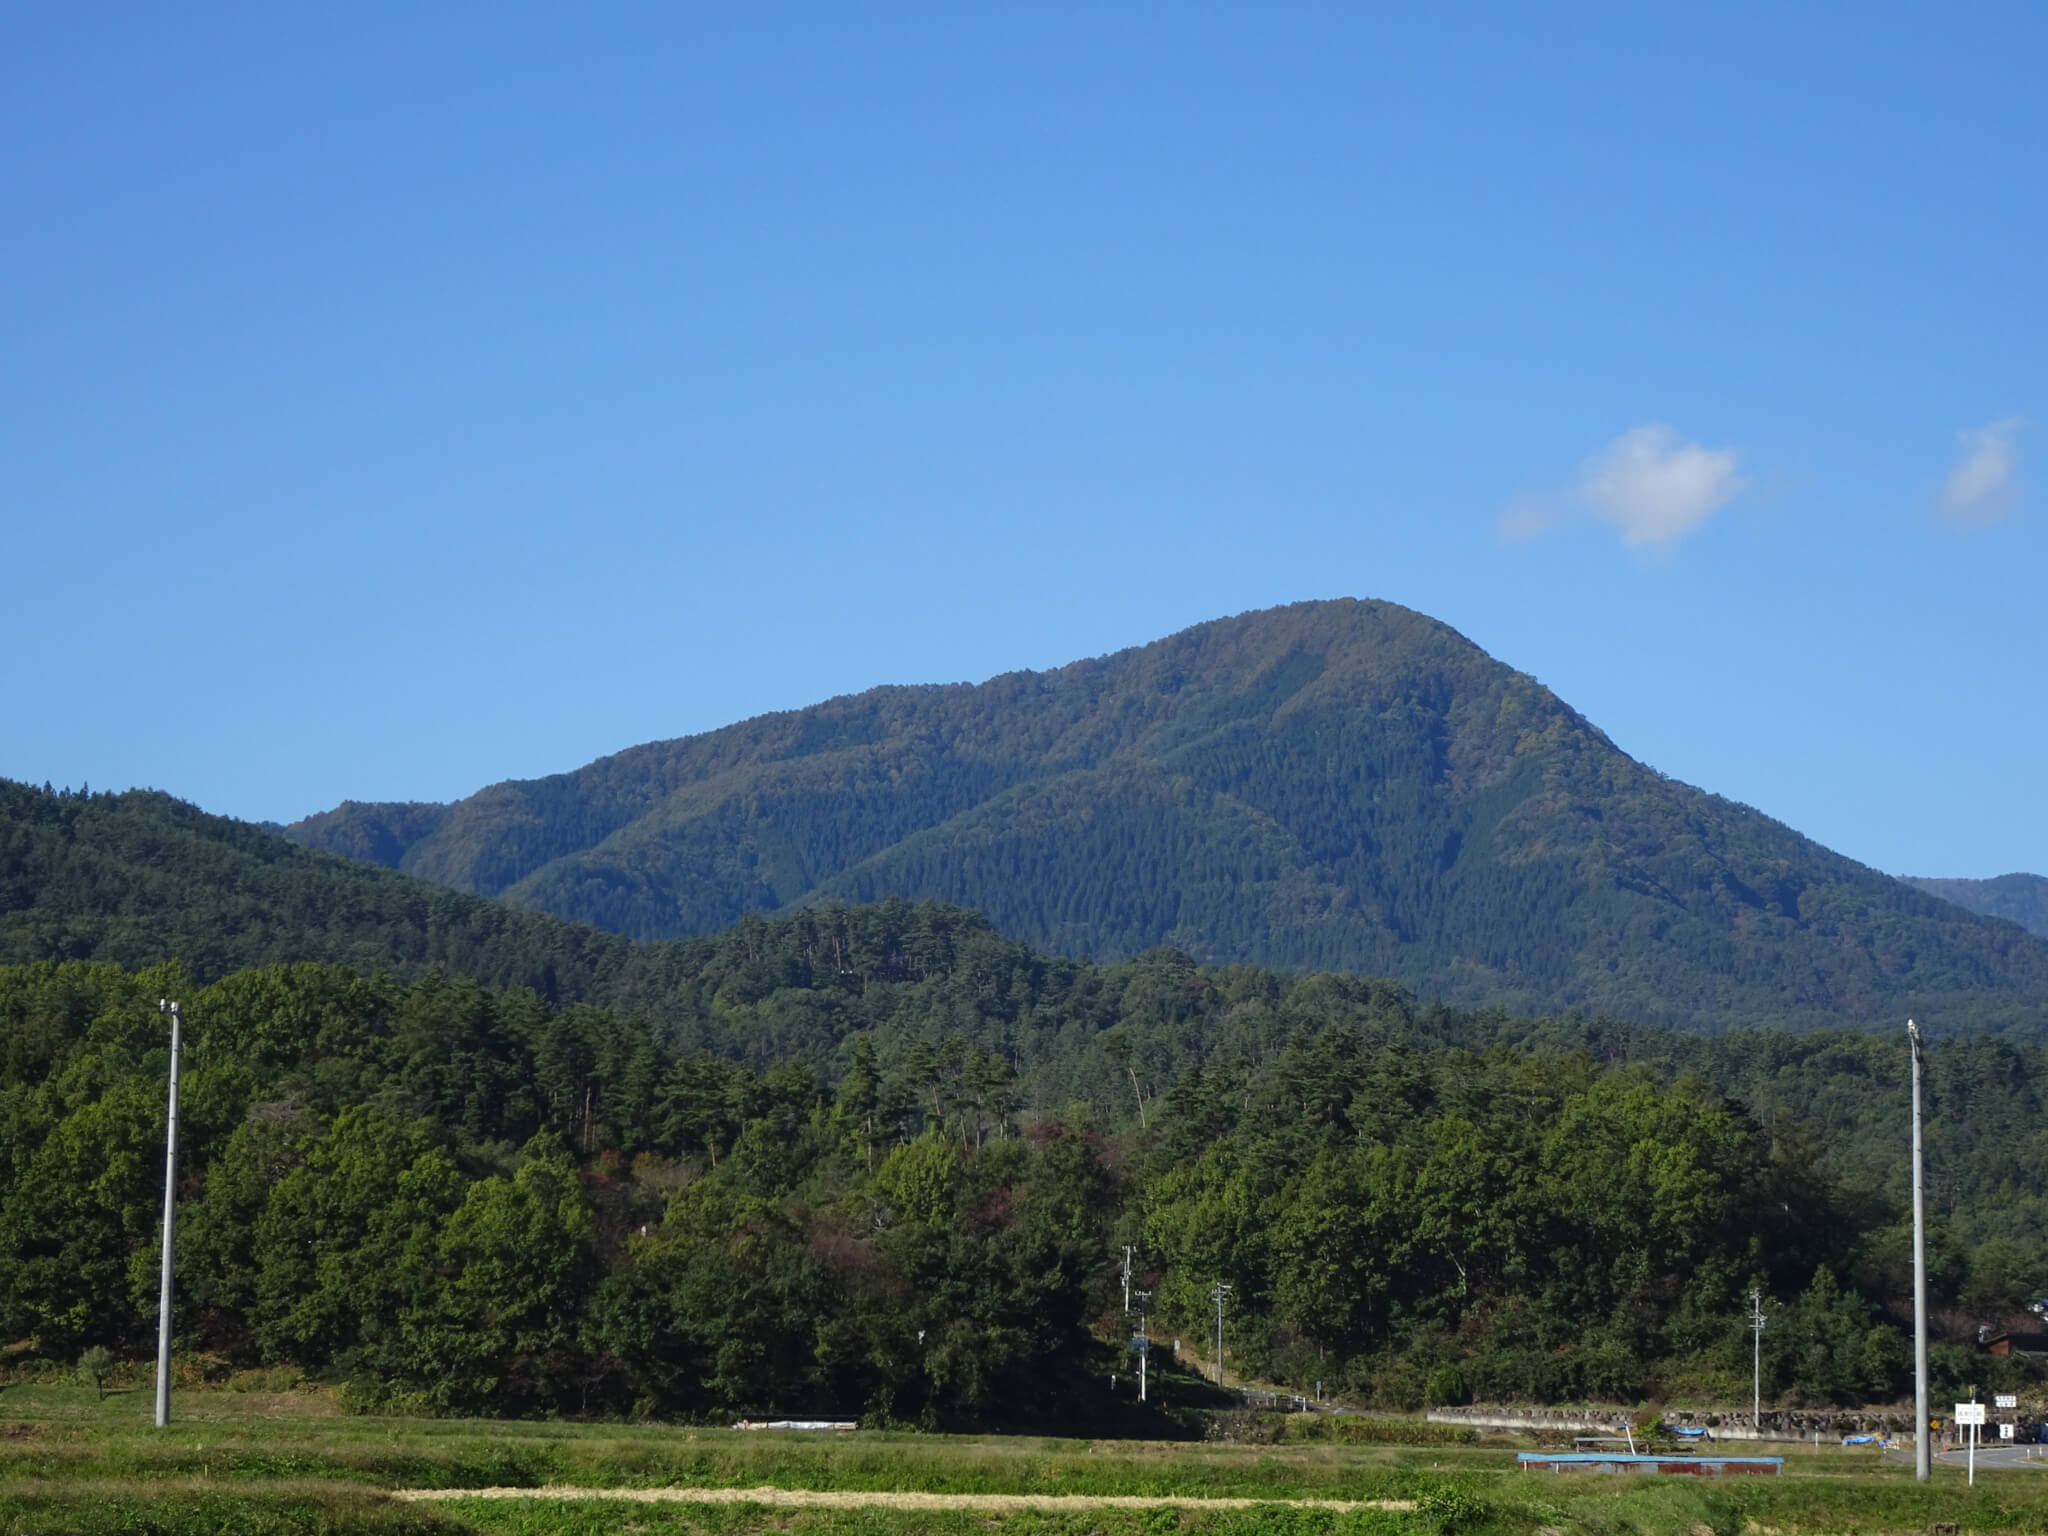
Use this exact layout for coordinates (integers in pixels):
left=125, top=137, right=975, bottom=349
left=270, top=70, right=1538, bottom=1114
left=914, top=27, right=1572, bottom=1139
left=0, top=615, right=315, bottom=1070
left=1937, top=1442, right=2048, bottom=1472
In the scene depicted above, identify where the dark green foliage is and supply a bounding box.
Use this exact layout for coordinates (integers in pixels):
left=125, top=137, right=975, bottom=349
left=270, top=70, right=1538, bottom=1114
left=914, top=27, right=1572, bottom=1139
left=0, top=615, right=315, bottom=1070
left=0, top=779, right=639, bottom=1001
left=282, top=600, right=2048, bottom=1034
left=6, top=897, right=2048, bottom=1421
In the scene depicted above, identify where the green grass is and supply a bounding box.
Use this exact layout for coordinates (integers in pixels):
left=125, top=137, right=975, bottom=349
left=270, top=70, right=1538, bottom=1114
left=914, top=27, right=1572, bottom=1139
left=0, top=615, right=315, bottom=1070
left=8, top=1387, right=2048, bottom=1535
left=434, top=1506, right=1418, bottom=1536
left=0, top=1482, right=470, bottom=1536
left=0, top=1387, right=1437, bottom=1498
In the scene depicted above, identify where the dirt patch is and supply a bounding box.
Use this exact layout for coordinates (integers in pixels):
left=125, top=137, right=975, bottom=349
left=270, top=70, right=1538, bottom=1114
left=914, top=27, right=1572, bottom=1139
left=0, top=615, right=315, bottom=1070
left=396, top=1487, right=1414, bottom=1513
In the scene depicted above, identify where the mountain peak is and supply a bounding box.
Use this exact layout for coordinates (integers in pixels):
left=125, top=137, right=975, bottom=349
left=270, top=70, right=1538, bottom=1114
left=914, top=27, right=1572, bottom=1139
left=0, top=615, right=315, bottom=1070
left=286, top=600, right=2048, bottom=1032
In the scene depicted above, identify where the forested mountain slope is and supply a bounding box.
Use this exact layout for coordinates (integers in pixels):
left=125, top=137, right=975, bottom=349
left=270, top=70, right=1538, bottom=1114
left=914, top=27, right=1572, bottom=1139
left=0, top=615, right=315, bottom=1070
left=0, top=779, right=640, bottom=1001
left=289, top=599, right=2048, bottom=1033
left=8, top=786, right=2048, bottom=1417
left=1906, top=873, right=2048, bottom=938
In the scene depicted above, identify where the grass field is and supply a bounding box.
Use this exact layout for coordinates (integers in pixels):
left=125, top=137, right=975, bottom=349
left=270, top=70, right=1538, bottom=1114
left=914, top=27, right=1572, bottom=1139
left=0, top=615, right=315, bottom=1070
left=6, top=1384, right=2047, bottom=1536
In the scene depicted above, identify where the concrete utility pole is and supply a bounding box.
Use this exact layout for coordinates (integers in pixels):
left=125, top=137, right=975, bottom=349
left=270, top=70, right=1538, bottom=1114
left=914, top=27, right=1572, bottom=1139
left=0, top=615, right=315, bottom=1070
left=1909, top=1018, right=1930, bottom=1483
left=1121, top=1245, right=1134, bottom=1314
left=1750, top=1287, right=1766, bottom=1426
left=1133, top=1289, right=1151, bottom=1402
left=156, top=999, right=183, bottom=1429
left=1210, top=1282, right=1232, bottom=1391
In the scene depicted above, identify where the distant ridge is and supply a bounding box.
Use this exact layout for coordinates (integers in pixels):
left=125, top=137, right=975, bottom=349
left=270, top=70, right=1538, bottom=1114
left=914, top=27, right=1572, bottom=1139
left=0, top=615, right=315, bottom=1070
left=286, top=599, right=2048, bottom=1034
left=1904, top=874, right=2048, bottom=939
left=0, top=778, right=637, bottom=999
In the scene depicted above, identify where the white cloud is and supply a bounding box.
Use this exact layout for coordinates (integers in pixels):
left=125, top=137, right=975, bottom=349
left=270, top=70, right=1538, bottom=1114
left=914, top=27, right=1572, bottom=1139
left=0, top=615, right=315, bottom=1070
left=1579, top=424, right=1745, bottom=548
left=1938, top=417, right=2026, bottom=528
left=1498, top=424, right=1744, bottom=549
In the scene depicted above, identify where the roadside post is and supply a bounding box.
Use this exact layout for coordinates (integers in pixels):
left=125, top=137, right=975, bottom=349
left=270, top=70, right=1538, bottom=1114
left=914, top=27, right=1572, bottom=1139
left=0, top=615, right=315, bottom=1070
left=1957, top=1399, right=1986, bottom=1485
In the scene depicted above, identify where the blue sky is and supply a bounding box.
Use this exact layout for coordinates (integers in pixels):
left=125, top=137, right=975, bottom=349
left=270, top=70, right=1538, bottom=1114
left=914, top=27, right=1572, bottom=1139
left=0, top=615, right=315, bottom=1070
left=4, top=4, right=2041, bottom=878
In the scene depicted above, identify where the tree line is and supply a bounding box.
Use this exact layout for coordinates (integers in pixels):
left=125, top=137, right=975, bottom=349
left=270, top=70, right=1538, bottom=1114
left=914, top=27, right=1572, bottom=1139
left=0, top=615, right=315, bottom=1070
left=4, top=901, right=2046, bottom=1420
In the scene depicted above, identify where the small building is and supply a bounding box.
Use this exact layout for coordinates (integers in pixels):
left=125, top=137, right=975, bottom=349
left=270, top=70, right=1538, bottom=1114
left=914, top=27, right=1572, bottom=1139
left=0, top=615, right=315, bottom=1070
left=1980, top=1330, right=2048, bottom=1359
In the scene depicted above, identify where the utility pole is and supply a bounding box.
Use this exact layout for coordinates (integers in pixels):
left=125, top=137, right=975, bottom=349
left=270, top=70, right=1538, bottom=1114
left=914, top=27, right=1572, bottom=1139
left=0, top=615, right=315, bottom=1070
left=1210, top=1282, right=1232, bottom=1392
left=1909, top=1018, right=1930, bottom=1483
left=155, top=999, right=183, bottom=1429
left=1133, top=1289, right=1151, bottom=1402
left=1121, top=1245, right=1134, bottom=1314
left=1749, top=1288, right=1766, bottom=1426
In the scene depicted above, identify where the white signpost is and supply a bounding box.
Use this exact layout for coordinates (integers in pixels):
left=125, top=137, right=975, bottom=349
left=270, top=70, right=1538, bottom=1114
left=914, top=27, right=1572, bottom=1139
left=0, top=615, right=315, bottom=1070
left=1957, top=1402, right=1987, bottom=1484
left=1997, top=1394, right=2018, bottom=1409
left=2002, top=1423, right=2016, bottom=1441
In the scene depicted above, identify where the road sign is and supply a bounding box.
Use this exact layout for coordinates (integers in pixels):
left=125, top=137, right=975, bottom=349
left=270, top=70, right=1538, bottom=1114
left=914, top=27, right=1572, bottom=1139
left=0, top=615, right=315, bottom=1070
left=2001, top=1423, right=2016, bottom=1440
left=1956, top=1402, right=1987, bottom=1426
left=1997, top=1394, right=2018, bottom=1409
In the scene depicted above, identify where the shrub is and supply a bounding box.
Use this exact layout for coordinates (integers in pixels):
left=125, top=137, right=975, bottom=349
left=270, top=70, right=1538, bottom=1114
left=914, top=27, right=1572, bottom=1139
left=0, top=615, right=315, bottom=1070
left=77, top=1345, right=116, bottom=1401
left=1423, top=1366, right=1469, bottom=1408
left=1414, top=1481, right=1489, bottom=1534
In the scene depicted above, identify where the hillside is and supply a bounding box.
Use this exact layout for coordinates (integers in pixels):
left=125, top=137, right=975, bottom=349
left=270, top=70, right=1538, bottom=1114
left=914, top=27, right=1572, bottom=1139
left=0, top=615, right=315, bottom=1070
left=288, top=599, right=2048, bottom=1034
left=8, top=779, right=2048, bottom=1415
left=9, top=915, right=2048, bottom=1419
left=1906, top=873, right=2048, bottom=938
left=0, top=778, right=639, bottom=1001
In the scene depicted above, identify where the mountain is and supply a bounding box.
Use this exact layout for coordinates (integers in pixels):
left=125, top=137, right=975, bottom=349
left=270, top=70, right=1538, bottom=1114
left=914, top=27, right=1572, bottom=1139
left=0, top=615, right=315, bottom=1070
left=1905, top=874, right=2048, bottom=939
left=286, top=599, right=2048, bottom=1034
left=0, top=778, right=639, bottom=1000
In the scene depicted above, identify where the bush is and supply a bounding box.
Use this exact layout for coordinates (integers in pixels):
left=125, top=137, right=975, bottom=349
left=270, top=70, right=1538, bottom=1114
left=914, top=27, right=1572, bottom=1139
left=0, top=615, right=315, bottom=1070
left=1423, top=1367, right=1469, bottom=1408
left=227, top=1364, right=308, bottom=1393
left=76, top=1345, right=116, bottom=1401
left=1414, top=1481, right=1489, bottom=1534
left=1280, top=1415, right=1477, bottom=1446
left=1204, top=1410, right=1284, bottom=1444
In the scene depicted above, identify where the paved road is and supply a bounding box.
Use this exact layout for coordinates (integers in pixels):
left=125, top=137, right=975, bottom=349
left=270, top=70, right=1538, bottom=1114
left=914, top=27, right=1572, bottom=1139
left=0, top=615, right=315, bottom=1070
left=1937, top=1442, right=2048, bottom=1471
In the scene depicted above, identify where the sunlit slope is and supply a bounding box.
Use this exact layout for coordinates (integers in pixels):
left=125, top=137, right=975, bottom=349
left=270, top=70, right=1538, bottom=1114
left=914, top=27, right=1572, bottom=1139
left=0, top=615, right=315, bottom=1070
left=287, top=598, right=2048, bottom=1031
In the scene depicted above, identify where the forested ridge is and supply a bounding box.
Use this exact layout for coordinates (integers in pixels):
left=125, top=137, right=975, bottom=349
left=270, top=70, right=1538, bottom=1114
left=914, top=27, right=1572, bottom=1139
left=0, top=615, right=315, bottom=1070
left=6, top=898, right=2048, bottom=1423
left=1906, top=874, right=2048, bottom=939
left=286, top=599, right=2048, bottom=1034
left=0, top=778, right=640, bottom=1003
